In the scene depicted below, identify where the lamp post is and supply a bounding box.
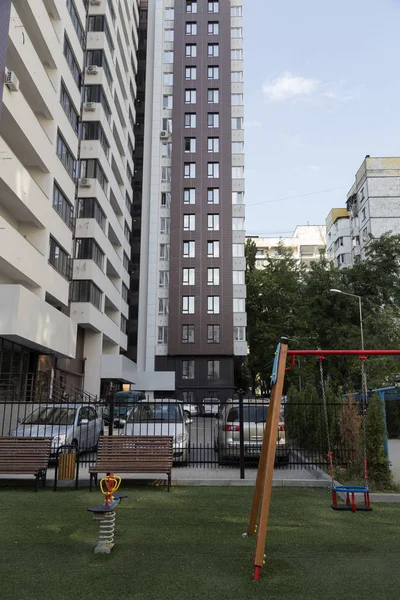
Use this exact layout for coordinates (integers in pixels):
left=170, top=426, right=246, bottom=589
left=329, top=289, right=364, bottom=351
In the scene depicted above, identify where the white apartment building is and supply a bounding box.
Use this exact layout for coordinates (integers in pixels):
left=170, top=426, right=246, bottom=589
left=325, top=208, right=351, bottom=269
left=346, top=156, right=400, bottom=262
left=249, top=225, right=326, bottom=270
left=0, top=0, right=139, bottom=399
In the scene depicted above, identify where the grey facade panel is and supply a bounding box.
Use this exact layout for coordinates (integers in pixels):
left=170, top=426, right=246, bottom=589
left=0, top=0, right=12, bottom=118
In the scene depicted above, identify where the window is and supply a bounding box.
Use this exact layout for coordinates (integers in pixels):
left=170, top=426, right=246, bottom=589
left=362, top=227, right=368, bottom=242
left=232, top=71, right=243, bottom=82
left=49, top=237, right=71, bottom=280
left=232, top=94, right=243, bottom=105
left=159, top=243, right=170, bottom=261
left=208, top=360, right=220, bottom=380
left=207, top=296, right=220, bottom=314
left=231, top=27, right=242, bottom=38
left=122, top=283, right=129, bottom=303
left=163, top=118, right=173, bottom=133
left=162, top=143, right=173, bottom=157
left=234, top=326, right=246, bottom=341
left=208, top=213, right=220, bottom=230
left=233, top=298, right=246, bottom=312
left=233, top=244, right=245, bottom=257
left=81, top=122, right=110, bottom=157
left=232, top=142, right=244, bottom=153
left=66, top=0, right=84, bottom=46
left=184, top=188, right=196, bottom=204
left=183, top=241, right=195, bottom=258
left=232, top=191, right=244, bottom=204
left=182, top=296, right=195, bottom=314
left=232, top=117, right=244, bottom=129
left=186, top=0, right=197, bottom=13
left=57, top=132, right=76, bottom=179
left=60, top=82, right=79, bottom=134
left=208, top=113, right=219, bottom=128
left=182, top=391, right=196, bottom=403
left=80, top=159, right=108, bottom=192
left=84, top=85, right=111, bottom=120
left=164, top=72, right=173, bottom=85
left=165, top=7, right=174, bottom=19
left=207, top=268, right=220, bottom=286
left=231, top=5, right=242, bottom=16
left=185, top=43, right=197, bottom=57
left=232, top=217, right=245, bottom=230
left=208, top=1, right=219, bottom=13
left=87, top=14, right=114, bottom=52
left=159, top=270, right=169, bottom=288
left=231, top=48, right=243, bottom=60
left=207, top=325, right=220, bottom=344
left=232, top=166, right=244, bottom=178
left=361, top=207, right=366, bottom=221
left=207, top=163, right=219, bottom=179
left=207, top=241, right=220, bottom=257
left=185, top=89, right=197, bottom=104
left=208, top=43, right=219, bottom=57
left=184, top=113, right=197, bottom=128
left=158, top=326, right=168, bottom=345
left=184, top=163, right=196, bottom=178
left=71, top=280, right=102, bottom=309
left=165, top=28, right=174, bottom=41
left=123, top=252, right=130, bottom=272
left=208, top=138, right=219, bottom=153
left=86, top=50, right=112, bottom=87
left=182, top=268, right=195, bottom=286
left=63, top=36, right=81, bottom=87
left=182, top=325, right=195, bottom=344
left=158, top=298, right=169, bottom=316
left=208, top=22, right=219, bottom=35
left=183, top=214, right=196, bottom=231
left=360, top=187, right=365, bottom=202
left=160, top=217, right=170, bottom=234
left=75, top=238, right=104, bottom=270
left=233, top=270, right=245, bottom=285
left=53, top=183, right=74, bottom=229
left=186, top=22, right=197, bottom=35
left=208, top=66, right=219, bottom=80
left=164, top=51, right=174, bottom=63
left=161, top=192, right=171, bottom=207
left=184, top=137, right=196, bottom=153
left=185, top=66, right=197, bottom=80
left=161, top=166, right=172, bottom=182
left=208, top=188, right=220, bottom=204
left=120, top=315, right=127, bottom=334
left=182, top=360, right=195, bottom=379
left=208, top=89, right=219, bottom=103
left=163, top=94, right=173, bottom=109
left=124, top=221, right=131, bottom=242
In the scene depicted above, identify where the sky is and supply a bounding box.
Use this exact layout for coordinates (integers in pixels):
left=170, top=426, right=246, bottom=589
left=243, top=0, right=400, bottom=237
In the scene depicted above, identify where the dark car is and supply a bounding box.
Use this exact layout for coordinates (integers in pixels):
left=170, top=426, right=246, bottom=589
left=104, top=391, right=146, bottom=428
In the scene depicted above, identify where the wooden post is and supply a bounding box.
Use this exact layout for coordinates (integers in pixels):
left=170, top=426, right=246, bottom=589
left=250, top=343, right=288, bottom=580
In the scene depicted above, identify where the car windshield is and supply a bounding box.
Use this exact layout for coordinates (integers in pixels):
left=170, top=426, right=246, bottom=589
left=127, top=403, right=182, bottom=422
left=226, top=405, right=268, bottom=423
left=22, top=407, right=76, bottom=426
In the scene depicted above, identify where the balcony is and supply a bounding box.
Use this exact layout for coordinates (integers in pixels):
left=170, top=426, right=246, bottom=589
left=101, top=354, right=137, bottom=383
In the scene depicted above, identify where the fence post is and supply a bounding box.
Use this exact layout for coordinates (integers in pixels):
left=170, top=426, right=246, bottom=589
left=238, top=389, right=245, bottom=479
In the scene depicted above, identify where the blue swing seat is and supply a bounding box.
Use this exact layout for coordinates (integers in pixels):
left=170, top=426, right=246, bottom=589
left=332, top=485, right=372, bottom=512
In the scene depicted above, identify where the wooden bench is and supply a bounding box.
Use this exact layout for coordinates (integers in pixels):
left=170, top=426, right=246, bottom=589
left=89, top=436, right=173, bottom=491
left=0, top=437, right=52, bottom=490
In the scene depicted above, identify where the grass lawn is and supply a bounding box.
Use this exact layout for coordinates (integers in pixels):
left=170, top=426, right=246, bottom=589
left=0, top=486, right=399, bottom=600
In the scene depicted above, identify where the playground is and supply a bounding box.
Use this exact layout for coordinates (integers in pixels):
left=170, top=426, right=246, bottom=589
left=1, top=485, right=399, bottom=600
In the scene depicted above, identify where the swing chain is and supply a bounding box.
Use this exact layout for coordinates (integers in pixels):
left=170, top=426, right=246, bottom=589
left=360, top=357, right=369, bottom=489
left=319, top=357, right=335, bottom=485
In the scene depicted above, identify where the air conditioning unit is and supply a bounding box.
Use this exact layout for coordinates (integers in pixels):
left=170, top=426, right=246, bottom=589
left=5, top=70, right=19, bottom=92
left=90, top=0, right=102, bottom=4
left=79, top=178, right=92, bottom=188
left=84, top=102, right=96, bottom=111
left=160, top=130, right=170, bottom=139
left=86, top=65, right=99, bottom=75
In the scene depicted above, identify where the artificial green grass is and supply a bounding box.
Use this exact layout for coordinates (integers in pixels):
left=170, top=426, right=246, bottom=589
left=0, top=486, right=399, bottom=600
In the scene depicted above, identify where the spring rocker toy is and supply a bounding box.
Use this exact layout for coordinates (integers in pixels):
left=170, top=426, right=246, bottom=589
left=88, top=473, right=127, bottom=554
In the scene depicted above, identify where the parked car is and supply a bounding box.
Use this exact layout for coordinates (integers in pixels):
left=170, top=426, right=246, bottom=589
left=103, top=390, right=146, bottom=428
left=182, top=401, right=199, bottom=417
left=213, top=399, right=289, bottom=465
left=122, top=399, right=192, bottom=463
left=10, top=404, right=104, bottom=455
left=199, top=397, right=220, bottom=416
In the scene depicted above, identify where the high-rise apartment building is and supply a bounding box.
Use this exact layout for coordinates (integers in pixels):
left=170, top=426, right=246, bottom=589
left=128, top=0, right=247, bottom=402
left=325, top=209, right=351, bottom=269
left=0, top=0, right=139, bottom=399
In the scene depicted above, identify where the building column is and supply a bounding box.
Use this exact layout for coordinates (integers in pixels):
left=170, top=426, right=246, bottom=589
left=83, top=330, right=103, bottom=398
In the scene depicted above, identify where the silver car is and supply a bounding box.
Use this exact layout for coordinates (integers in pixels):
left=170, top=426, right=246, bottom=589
left=214, top=400, right=289, bottom=465
left=122, top=400, right=192, bottom=463
left=10, top=404, right=104, bottom=455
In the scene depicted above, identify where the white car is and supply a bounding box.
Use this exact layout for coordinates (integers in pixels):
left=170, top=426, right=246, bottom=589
left=10, top=404, right=104, bottom=456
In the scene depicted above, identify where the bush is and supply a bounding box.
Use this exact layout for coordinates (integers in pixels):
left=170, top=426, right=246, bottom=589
left=365, top=393, right=393, bottom=489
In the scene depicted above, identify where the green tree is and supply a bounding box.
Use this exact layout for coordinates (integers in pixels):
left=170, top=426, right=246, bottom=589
left=365, top=394, right=393, bottom=489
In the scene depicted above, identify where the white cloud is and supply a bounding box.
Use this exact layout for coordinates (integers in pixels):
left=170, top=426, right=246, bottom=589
left=262, top=72, right=319, bottom=102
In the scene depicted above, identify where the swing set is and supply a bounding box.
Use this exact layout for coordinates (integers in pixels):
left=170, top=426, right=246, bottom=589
left=247, top=341, right=400, bottom=581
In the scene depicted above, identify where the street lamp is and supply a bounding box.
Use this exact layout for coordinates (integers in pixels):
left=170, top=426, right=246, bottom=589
left=329, top=289, right=364, bottom=351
